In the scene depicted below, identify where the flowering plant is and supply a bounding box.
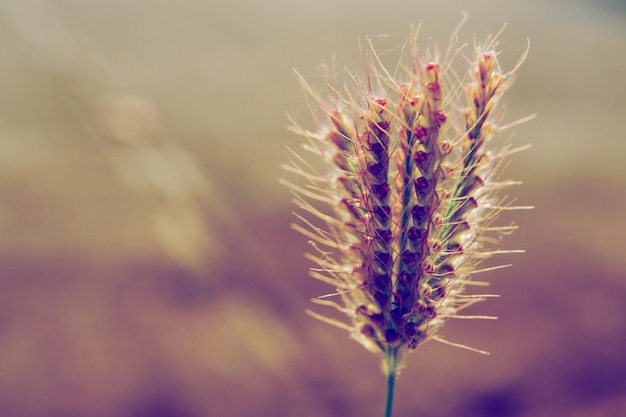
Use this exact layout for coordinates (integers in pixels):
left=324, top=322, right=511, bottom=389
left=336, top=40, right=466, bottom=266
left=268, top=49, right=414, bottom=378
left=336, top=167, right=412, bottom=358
left=283, top=22, right=531, bottom=416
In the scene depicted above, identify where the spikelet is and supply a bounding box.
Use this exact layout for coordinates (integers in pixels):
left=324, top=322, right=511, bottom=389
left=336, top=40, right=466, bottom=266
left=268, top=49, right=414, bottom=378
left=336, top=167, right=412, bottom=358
left=282, top=24, right=531, bottom=382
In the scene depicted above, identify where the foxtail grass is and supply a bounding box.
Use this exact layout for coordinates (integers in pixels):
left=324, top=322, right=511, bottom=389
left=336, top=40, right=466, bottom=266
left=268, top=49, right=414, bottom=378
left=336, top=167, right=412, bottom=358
left=282, top=21, right=532, bottom=417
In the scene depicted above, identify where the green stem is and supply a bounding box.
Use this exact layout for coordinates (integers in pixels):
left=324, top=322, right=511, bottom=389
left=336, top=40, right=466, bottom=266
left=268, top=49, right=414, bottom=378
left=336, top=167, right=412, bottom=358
left=384, top=370, right=396, bottom=417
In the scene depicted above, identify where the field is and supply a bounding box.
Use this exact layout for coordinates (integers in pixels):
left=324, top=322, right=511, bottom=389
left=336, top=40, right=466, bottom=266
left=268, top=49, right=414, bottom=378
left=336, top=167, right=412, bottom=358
left=1, top=1, right=625, bottom=416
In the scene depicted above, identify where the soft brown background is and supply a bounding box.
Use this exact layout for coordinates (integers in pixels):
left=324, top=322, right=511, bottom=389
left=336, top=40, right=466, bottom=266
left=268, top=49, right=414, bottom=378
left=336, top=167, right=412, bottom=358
left=1, top=1, right=625, bottom=416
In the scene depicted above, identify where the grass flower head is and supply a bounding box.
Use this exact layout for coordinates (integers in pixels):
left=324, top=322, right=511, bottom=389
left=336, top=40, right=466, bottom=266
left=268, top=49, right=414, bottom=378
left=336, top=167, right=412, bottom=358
left=283, top=22, right=531, bottom=416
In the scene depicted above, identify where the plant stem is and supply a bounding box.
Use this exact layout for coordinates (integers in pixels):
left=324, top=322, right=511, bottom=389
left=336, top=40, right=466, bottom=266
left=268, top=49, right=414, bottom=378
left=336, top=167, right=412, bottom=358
left=383, top=348, right=398, bottom=417
left=384, top=370, right=396, bottom=417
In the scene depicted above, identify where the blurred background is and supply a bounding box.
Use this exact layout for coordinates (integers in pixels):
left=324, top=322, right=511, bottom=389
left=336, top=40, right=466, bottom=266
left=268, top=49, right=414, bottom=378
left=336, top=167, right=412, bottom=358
left=0, top=1, right=625, bottom=416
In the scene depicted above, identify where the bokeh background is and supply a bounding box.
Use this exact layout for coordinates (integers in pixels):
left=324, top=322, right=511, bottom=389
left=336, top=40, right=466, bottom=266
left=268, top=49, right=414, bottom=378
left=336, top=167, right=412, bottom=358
left=1, top=1, right=625, bottom=416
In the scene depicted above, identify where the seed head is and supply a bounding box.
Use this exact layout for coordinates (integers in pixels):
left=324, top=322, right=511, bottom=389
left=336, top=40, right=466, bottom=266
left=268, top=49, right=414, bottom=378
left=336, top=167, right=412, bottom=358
left=282, top=26, right=531, bottom=374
